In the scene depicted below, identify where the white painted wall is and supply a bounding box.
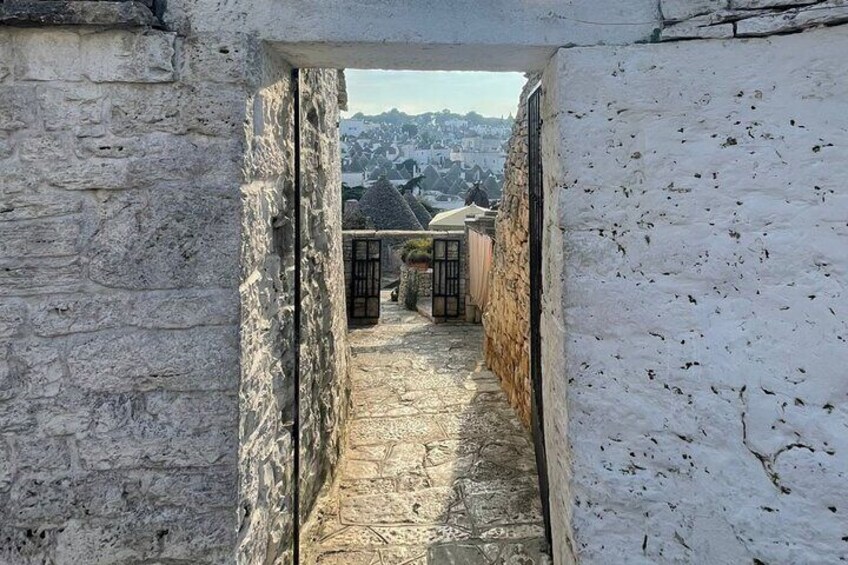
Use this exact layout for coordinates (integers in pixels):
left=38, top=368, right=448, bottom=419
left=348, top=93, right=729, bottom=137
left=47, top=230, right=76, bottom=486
left=543, top=27, right=848, bottom=564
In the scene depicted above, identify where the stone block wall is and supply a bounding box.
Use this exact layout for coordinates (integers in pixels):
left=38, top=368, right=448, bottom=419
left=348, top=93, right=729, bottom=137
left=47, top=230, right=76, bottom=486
left=659, top=0, right=848, bottom=40
left=0, top=26, right=245, bottom=564
left=238, top=63, right=350, bottom=565
left=297, top=69, right=351, bottom=524
left=0, top=18, right=348, bottom=565
left=482, top=76, right=537, bottom=427
left=237, top=48, right=296, bottom=565
left=542, top=26, right=848, bottom=563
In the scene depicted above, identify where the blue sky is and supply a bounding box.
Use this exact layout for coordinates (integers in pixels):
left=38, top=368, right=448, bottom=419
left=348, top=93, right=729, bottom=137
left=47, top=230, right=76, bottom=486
left=343, top=70, right=526, bottom=119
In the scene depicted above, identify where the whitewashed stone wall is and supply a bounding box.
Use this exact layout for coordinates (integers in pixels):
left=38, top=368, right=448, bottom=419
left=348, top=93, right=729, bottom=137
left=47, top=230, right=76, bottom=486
left=542, top=27, right=848, bottom=563
left=0, top=20, right=347, bottom=565
left=0, top=26, right=244, bottom=564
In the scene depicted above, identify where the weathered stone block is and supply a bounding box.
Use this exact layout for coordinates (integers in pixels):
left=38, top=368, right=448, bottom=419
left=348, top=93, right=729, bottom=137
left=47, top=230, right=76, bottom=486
left=0, top=185, right=83, bottom=222
left=42, top=158, right=130, bottom=190
left=0, top=300, right=26, bottom=338
left=661, top=16, right=735, bottom=39
left=661, top=0, right=728, bottom=21
left=8, top=339, right=65, bottom=399
left=81, top=31, right=176, bottom=83
left=15, top=30, right=82, bottom=81
left=86, top=188, right=239, bottom=289
left=731, top=0, right=817, bottom=7
left=30, top=289, right=238, bottom=337
left=124, top=133, right=243, bottom=188
left=77, top=430, right=237, bottom=470
left=37, top=84, right=106, bottom=134
left=0, top=525, right=57, bottom=563
left=0, top=257, right=85, bottom=296
left=0, top=33, right=11, bottom=82
left=0, top=1, right=156, bottom=27
left=66, top=327, right=238, bottom=393
left=0, top=85, right=37, bottom=131
left=181, top=32, right=257, bottom=84
left=0, top=218, right=80, bottom=259
left=736, top=1, right=848, bottom=35
left=109, top=83, right=248, bottom=137
left=18, top=134, right=73, bottom=165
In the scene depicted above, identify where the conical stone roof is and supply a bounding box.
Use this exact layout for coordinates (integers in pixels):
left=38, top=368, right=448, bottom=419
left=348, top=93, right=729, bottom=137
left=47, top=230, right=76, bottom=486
left=359, top=177, right=423, bottom=231
left=403, top=192, right=432, bottom=227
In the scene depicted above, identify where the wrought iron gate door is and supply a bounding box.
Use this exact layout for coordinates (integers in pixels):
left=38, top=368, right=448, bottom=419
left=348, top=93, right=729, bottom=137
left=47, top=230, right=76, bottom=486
left=528, top=86, right=553, bottom=554
left=349, top=238, right=381, bottom=321
left=432, top=239, right=461, bottom=319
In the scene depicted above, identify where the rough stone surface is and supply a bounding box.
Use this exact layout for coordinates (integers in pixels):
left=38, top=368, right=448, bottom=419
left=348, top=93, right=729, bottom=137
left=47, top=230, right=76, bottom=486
left=0, top=27, right=243, bottom=564
left=660, top=0, right=848, bottom=39
left=0, top=25, right=348, bottom=565
left=0, top=1, right=157, bottom=27
left=542, top=27, right=848, bottom=563
left=483, top=76, right=537, bottom=428
left=298, top=68, right=351, bottom=525
left=301, top=296, right=549, bottom=564
left=238, top=59, right=349, bottom=565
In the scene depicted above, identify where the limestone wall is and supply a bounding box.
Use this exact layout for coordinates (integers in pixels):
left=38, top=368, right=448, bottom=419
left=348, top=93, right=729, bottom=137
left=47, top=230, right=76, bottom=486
left=0, top=26, right=244, bottom=564
left=660, top=0, right=848, bottom=40
left=0, top=21, right=347, bottom=565
left=542, top=27, right=848, bottom=563
left=237, top=48, right=296, bottom=565
left=297, top=69, right=350, bottom=524
left=483, top=77, right=537, bottom=427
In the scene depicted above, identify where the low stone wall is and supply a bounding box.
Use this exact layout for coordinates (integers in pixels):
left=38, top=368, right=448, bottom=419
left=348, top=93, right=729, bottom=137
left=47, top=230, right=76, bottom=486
left=482, top=76, right=537, bottom=427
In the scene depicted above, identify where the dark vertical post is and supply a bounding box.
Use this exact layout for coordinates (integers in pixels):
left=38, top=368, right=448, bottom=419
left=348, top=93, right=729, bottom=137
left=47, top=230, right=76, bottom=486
left=291, top=67, right=302, bottom=564
left=528, top=85, right=553, bottom=557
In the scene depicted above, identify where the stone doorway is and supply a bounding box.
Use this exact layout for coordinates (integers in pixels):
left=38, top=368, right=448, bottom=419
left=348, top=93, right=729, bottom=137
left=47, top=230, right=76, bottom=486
left=300, top=69, right=551, bottom=563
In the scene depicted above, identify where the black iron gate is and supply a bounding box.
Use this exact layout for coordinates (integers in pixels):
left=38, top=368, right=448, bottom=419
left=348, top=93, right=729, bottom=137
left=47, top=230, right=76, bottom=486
left=349, top=238, right=381, bottom=322
left=432, top=238, right=461, bottom=319
left=528, top=86, right=553, bottom=555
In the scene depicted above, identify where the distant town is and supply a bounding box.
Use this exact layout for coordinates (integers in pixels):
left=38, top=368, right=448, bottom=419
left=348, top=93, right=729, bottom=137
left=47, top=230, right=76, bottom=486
left=341, top=109, right=512, bottom=213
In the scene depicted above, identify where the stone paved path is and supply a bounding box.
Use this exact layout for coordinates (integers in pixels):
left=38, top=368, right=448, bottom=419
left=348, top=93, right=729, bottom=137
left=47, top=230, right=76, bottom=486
left=302, top=295, right=549, bottom=564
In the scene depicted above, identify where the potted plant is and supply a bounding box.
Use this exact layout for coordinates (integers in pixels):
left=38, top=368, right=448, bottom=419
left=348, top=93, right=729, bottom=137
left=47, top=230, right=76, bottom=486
left=405, top=248, right=432, bottom=270
left=400, top=238, right=432, bottom=270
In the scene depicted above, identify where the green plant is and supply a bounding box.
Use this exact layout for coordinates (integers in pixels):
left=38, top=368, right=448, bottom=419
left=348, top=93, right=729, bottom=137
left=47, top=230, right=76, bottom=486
left=400, top=238, right=432, bottom=262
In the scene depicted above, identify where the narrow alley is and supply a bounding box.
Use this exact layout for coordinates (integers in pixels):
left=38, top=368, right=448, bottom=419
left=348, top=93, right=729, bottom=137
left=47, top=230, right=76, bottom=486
left=302, top=294, right=549, bottom=564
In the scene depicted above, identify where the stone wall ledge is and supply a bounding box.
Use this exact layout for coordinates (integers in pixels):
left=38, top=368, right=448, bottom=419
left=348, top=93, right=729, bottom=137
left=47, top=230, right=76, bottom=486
left=0, top=1, right=157, bottom=28
left=343, top=229, right=464, bottom=239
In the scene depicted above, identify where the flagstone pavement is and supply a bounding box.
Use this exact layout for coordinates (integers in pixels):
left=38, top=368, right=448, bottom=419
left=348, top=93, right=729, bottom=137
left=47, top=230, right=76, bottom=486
left=302, top=295, right=550, bottom=564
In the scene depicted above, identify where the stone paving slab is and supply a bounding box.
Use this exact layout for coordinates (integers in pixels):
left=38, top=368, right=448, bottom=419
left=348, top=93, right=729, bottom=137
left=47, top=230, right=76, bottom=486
left=302, top=297, right=550, bottom=564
